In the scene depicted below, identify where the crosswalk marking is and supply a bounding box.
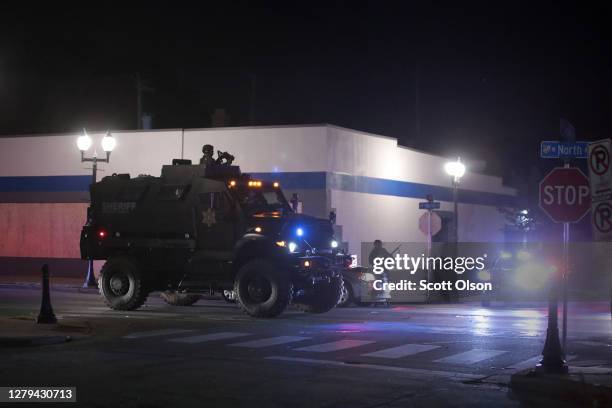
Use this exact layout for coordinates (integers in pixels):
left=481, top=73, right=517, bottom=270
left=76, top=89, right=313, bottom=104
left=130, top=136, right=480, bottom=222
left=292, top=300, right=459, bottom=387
left=574, top=340, right=609, bottom=347
left=434, top=349, right=507, bottom=364
left=295, top=340, right=374, bottom=353
left=123, top=329, right=196, bottom=339
left=117, top=330, right=559, bottom=376
left=265, top=356, right=482, bottom=381
left=168, top=332, right=251, bottom=344
left=363, top=344, right=440, bottom=359
left=229, top=336, right=310, bottom=348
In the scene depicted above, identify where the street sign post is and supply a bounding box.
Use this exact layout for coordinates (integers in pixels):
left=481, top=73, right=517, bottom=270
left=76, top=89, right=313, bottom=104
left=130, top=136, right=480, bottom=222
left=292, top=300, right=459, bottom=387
left=418, top=196, right=441, bottom=302
left=541, top=141, right=589, bottom=159
left=538, top=124, right=590, bottom=373
left=587, top=138, right=612, bottom=322
left=537, top=166, right=591, bottom=374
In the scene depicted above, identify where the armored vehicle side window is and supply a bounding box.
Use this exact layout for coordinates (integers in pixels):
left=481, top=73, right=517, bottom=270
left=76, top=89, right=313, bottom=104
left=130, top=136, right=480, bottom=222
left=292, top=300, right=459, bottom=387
left=118, top=184, right=149, bottom=201
left=157, top=185, right=191, bottom=201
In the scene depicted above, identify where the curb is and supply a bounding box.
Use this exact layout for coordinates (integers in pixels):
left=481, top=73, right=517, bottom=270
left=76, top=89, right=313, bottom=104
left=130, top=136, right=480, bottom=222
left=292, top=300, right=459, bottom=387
left=0, top=336, right=73, bottom=348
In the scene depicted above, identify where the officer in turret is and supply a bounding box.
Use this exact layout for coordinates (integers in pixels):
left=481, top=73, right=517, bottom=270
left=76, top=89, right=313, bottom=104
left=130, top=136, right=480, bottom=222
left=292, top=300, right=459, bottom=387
left=200, top=144, right=214, bottom=165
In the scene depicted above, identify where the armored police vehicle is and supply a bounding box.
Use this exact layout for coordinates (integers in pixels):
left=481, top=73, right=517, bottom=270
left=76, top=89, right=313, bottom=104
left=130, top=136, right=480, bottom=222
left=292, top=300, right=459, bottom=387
left=80, top=148, right=343, bottom=317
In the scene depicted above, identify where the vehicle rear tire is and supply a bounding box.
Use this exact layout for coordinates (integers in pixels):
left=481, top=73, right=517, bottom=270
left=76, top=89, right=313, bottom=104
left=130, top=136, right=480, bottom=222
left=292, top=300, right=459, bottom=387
left=160, top=291, right=201, bottom=306
left=99, top=256, right=148, bottom=311
left=234, top=259, right=292, bottom=318
left=337, top=279, right=354, bottom=307
left=295, top=276, right=343, bottom=314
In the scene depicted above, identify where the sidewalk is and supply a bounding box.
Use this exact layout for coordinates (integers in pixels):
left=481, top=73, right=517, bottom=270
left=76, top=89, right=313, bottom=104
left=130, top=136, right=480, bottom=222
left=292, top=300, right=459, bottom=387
left=510, top=363, right=612, bottom=405
left=0, top=274, right=92, bottom=288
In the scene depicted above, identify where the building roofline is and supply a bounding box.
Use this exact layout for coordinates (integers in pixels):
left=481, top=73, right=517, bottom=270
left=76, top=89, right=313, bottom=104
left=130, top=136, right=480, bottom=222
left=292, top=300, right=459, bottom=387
left=0, top=124, right=334, bottom=139
left=0, top=124, right=511, bottom=191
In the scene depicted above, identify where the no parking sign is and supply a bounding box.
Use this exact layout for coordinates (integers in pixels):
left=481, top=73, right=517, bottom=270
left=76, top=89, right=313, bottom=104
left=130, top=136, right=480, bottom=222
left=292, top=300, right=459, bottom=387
left=592, top=201, right=612, bottom=234
left=588, top=139, right=612, bottom=241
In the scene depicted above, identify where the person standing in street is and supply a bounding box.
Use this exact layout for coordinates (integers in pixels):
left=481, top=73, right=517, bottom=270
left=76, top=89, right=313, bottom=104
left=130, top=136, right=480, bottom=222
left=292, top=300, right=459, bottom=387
left=368, top=240, right=392, bottom=307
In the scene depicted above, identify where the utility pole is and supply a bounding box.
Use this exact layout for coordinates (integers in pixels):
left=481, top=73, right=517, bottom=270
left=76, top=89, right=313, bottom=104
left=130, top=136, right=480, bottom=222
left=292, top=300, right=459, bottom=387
left=249, top=74, right=257, bottom=125
left=135, top=73, right=155, bottom=129
left=136, top=72, right=142, bottom=129
left=414, top=66, right=421, bottom=140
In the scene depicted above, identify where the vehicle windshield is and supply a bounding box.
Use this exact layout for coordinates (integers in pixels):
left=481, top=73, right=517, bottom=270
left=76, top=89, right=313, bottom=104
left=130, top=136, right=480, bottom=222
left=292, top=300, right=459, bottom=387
left=236, top=188, right=292, bottom=216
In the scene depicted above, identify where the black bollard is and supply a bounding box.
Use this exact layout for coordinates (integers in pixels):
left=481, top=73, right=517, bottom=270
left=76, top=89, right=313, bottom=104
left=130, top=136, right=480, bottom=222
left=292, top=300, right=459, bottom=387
left=536, top=270, right=567, bottom=374
left=37, top=264, right=57, bottom=324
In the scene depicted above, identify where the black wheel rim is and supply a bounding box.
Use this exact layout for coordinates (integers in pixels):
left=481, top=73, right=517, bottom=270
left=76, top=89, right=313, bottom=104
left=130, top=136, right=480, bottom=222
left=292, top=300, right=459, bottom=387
left=247, top=275, right=272, bottom=303
left=109, top=271, right=130, bottom=297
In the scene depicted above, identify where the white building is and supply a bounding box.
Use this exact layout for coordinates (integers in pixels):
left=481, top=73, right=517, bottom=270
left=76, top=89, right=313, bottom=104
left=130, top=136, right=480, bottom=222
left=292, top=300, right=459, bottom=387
left=0, top=124, right=516, bottom=276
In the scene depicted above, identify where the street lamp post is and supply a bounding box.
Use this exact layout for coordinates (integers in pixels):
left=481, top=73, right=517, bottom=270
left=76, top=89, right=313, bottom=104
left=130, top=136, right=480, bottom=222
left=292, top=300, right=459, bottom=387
left=444, top=157, right=466, bottom=243
left=77, top=130, right=116, bottom=288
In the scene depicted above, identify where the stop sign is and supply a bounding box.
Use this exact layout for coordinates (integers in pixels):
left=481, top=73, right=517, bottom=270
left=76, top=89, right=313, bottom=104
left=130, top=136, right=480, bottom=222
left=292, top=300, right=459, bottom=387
left=539, top=167, right=591, bottom=223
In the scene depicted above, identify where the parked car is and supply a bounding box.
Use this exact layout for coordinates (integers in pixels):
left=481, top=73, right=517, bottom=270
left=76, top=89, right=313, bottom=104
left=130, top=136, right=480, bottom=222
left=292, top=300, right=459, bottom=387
left=337, top=266, right=391, bottom=307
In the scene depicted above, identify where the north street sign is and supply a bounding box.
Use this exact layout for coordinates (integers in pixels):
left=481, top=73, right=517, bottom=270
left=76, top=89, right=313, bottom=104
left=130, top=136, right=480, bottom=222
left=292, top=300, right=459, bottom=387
left=539, top=167, right=591, bottom=223
left=540, top=141, right=589, bottom=159
left=419, top=201, right=441, bottom=210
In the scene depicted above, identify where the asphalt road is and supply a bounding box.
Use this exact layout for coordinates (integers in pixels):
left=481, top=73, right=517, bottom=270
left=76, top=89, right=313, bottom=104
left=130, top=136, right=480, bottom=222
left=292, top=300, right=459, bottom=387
left=1, top=285, right=610, bottom=407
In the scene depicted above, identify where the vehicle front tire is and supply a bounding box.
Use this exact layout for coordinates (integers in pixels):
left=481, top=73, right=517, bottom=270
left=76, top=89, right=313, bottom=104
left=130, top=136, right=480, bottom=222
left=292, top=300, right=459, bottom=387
left=160, top=291, right=201, bottom=306
left=234, top=259, right=292, bottom=318
left=295, top=276, right=344, bottom=314
left=337, top=279, right=354, bottom=307
left=99, top=256, right=148, bottom=311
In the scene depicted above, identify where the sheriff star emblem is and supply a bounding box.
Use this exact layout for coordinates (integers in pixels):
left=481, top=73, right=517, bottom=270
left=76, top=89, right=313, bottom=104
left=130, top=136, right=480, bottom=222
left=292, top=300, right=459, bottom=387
left=201, top=208, right=216, bottom=227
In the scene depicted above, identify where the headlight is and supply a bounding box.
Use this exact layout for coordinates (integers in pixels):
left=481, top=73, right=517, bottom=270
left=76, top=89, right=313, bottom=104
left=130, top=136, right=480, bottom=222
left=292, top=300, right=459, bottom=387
left=330, top=240, right=338, bottom=248
left=358, top=272, right=375, bottom=281
left=477, top=269, right=491, bottom=281
left=288, top=242, right=298, bottom=253
left=296, top=227, right=304, bottom=237
left=516, top=250, right=531, bottom=261
left=515, top=262, right=555, bottom=290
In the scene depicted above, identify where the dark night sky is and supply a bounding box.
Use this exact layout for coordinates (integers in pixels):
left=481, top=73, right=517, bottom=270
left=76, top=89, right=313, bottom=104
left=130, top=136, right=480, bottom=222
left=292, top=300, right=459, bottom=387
left=1, top=2, right=611, bottom=182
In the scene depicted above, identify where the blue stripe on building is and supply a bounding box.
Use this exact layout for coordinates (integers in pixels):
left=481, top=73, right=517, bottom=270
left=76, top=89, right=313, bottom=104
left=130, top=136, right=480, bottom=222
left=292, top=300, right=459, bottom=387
left=0, top=176, right=91, bottom=192
left=0, top=173, right=515, bottom=206
left=253, top=172, right=515, bottom=206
